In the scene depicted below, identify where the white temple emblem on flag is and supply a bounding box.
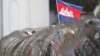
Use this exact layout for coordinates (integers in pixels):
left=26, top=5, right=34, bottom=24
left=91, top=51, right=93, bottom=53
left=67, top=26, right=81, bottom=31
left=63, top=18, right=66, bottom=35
left=59, top=7, right=74, bottom=18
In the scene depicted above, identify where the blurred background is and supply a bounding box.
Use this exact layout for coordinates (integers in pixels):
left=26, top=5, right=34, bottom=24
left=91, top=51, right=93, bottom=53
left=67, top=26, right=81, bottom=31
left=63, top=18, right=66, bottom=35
left=0, top=0, right=99, bottom=38
left=0, top=0, right=100, bottom=56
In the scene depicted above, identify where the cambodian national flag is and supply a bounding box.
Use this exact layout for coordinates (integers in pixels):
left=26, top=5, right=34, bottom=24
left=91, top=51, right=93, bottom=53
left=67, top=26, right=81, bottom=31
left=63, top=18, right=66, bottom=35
left=57, top=0, right=83, bottom=23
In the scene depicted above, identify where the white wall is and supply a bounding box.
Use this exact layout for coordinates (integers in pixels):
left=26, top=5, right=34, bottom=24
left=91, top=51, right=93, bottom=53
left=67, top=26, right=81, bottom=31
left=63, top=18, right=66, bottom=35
left=93, top=3, right=100, bottom=19
left=3, top=0, right=49, bottom=36
left=30, top=0, right=49, bottom=28
left=93, top=4, right=100, bottom=16
left=0, top=0, right=3, bottom=38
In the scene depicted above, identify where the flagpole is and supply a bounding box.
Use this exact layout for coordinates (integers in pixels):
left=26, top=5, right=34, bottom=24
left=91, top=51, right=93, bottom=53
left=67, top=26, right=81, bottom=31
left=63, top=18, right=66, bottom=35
left=56, top=0, right=60, bottom=25
left=55, top=0, right=63, bottom=40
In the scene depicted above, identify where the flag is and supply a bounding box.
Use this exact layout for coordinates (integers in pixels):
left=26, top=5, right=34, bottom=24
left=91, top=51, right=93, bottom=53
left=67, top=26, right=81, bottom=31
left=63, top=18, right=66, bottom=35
left=56, top=0, right=83, bottom=23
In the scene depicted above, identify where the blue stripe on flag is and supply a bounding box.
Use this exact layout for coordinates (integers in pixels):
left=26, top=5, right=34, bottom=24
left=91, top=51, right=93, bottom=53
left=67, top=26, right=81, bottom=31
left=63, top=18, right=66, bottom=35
left=68, top=3, right=83, bottom=11
left=59, top=15, right=80, bottom=23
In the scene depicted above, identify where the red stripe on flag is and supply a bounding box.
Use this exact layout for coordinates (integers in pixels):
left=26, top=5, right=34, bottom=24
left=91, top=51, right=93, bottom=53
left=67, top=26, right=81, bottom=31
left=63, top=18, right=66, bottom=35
left=57, top=2, right=81, bottom=20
